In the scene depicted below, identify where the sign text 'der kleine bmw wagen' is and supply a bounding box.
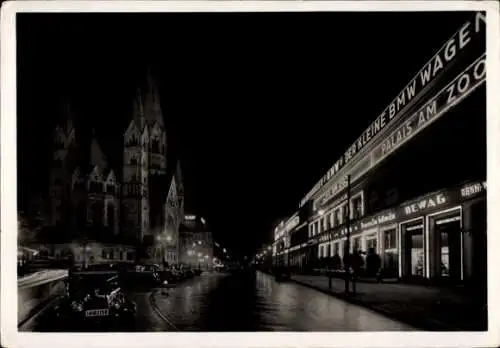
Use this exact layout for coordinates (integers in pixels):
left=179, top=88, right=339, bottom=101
left=300, top=12, right=486, bottom=208
left=375, top=53, right=486, bottom=161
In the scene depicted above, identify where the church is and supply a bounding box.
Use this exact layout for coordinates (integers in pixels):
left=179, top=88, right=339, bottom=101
left=45, top=70, right=184, bottom=266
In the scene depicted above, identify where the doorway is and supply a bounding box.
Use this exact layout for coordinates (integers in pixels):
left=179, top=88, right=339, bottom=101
left=401, top=220, right=425, bottom=278
left=434, top=218, right=462, bottom=280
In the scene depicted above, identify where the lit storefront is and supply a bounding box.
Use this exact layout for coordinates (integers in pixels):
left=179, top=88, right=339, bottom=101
left=274, top=13, right=486, bottom=285
left=306, top=181, right=486, bottom=282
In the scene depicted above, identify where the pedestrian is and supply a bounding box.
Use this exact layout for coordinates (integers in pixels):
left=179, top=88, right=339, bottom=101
left=366, top=247, right=382, bottom=282
left=351, top=250, right=364, bottom=283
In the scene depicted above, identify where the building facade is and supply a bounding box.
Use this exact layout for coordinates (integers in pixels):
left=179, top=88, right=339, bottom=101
left=275, top=12, right=487, bottom=285
left=179, top=215, right=214, bottom=268
left=44, top=69, right=185, bottom=265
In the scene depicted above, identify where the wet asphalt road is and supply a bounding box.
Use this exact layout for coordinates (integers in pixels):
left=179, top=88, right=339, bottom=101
left=30, top=271, right=413, bottom=331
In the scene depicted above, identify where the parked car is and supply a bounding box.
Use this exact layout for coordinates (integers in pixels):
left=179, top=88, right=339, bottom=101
left=53, top=269, right=136, bottom=330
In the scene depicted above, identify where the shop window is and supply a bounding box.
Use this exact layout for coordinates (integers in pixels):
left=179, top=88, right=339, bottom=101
left=366, top=236, right=377, bottom=252
left=403, top=223, right=425, bottom=277
left=332, top=242, right=339, bottom=255
left=352, top=195, right=363, bottom=219
left=333, top=209, right=340, bottom=226
left=353, top=237, right=361, bottom=252
left=384, top=229, right=397, bottom=249
left=342, top=205, right=349, bottom=223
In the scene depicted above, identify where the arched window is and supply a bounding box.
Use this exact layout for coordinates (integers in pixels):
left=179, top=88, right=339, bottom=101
left=76, top=200, right=86, bottom=229
left=128, top=135, right=139, bottom=147
left=53, top=158, right=63, bottom=168
left=107, top=205, right=115, bottom=230
left=152, top=138, right=160, bottom=153
left=90, top=201, right=104, bottom=228
left=89, top=181, right=103, bottom=193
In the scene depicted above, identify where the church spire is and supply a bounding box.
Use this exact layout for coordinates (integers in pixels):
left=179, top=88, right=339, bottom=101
left=90, top=128, right=108, bottom=171
left=132, top=87, right=145, bottom=130
left=58, top=98, right=77, bottom=134
left=143, top=67, right=164, bottom=128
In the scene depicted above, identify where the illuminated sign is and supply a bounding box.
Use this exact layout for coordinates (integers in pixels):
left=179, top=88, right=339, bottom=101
left=373, top=54, right=485, bottom=165
left=300, top=12, right=486, bottom=208
left=461, top=181, right=486, bottom=198
left=286, top=216, right=300, bottom=231
left=184, top=215, right=196, bottom=220
left=402, top=193, right=447, bottom=216
left=360, top=210, right=396, bottom=229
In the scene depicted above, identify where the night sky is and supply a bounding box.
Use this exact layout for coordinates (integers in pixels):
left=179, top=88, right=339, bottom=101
left=17, top=11, right=473, bottom=258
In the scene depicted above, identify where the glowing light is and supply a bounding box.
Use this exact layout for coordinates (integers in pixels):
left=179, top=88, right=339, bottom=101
left=197, top=252, right=202, bottom=258
left=166, top=235, right=172, bottom=242
left=198, top=241, right=202, bottom=245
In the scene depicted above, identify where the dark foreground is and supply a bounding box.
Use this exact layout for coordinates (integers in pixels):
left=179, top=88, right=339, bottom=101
left=29, top=271, right=413, bottom=331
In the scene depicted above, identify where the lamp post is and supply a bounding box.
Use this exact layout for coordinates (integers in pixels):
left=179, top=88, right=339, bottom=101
left=344, top=174, right=352, bottom=294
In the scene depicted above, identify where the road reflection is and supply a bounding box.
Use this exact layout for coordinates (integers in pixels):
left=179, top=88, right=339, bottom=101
left=153, top=271, right=414, bottom=331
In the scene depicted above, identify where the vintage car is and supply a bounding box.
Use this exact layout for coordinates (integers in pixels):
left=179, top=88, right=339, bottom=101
left=124, top=263, right=167, bottom=288
left=53, top=269, right=136, bottom=330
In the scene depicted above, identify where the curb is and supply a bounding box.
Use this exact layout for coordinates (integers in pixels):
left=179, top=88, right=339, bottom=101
left=290, top=278, right=455, bottom=331
left=18, top=295, right=63, bottom=331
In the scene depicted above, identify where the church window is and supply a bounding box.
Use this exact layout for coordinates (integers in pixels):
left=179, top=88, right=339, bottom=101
left=152, top=138, right=160, bottom=153
left=107, top=205, right=115, bottom=229
left=89, top=181, right=103, bottom=193
left=128, top=135, right=139, bottom=147
left=106, top=184, right=115, bottom=194
left=53, top=158, right=63, bottom=168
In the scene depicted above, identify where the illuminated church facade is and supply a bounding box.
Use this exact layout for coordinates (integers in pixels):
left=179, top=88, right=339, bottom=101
left=46, top=71, right=184, bottom=265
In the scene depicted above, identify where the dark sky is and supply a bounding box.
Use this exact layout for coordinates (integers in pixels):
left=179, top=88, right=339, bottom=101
left=17, top=11, right=473, bottom=258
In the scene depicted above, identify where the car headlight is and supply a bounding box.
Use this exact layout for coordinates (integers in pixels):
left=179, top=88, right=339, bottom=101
left=71, top=301, right=84, bottom=312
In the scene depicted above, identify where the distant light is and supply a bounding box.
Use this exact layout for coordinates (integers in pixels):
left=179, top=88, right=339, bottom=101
left=166, top=235, right=172, bottom=242
left=198, top=241, right=202, bottom=245
left=204, top=255, right=209, bottom=259
left=223, top=248, right=227, bottom=253
left=201, top=217, right=206, bottom=224
left=267, top=246, right=272, bottom=251
left=197, top=252, right=202, bottom=258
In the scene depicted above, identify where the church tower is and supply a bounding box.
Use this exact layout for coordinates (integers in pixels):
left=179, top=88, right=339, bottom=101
left=48, top=103, right=77, bottom=227
left=143, top=69, right=167, bottom=177
left=122, top=89, right=151, bottom=242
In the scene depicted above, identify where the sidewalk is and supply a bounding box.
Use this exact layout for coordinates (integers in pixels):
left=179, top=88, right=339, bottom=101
left=291, top=274, right=487, bottom=331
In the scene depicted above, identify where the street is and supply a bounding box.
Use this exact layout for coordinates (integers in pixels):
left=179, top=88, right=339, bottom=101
left=30, top=271, right=414, bottom=331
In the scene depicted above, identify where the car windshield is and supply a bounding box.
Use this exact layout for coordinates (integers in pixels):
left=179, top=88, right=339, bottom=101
left=68, top=272, right=119, bottom=296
